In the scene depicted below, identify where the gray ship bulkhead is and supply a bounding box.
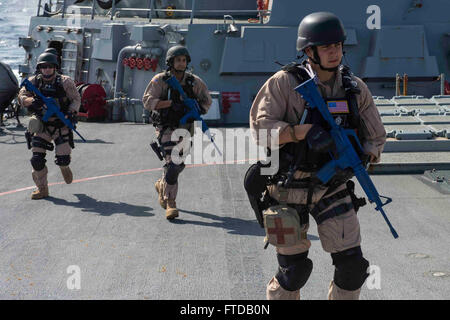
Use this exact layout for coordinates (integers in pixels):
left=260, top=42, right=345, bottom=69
left=17, top=0, right=450, bottom=124
left=0, top=0, right=448, bottom=300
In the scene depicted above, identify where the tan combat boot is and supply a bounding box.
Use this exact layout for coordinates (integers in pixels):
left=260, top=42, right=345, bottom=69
left=166, top=199, right=179, bottom=220
left=60, top=166, right=73, bottom=184
left=154, top=179, right=167, bottom=209
left=31, top=186, right=49, bottom=200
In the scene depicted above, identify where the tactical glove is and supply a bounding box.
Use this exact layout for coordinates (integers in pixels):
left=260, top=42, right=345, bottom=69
left=29, top=97, right=44, bottom=117
left=305, top=125, right=335, bottom=153
left=171, top=102, right=185, bottom=113
left=199, top=105, right=207, bottom=115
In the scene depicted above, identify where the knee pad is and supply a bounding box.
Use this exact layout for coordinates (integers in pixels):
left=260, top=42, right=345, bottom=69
left=30, top=152, right=46, bottom=171
left=55, top=155, right=71, bottom=166
left=275, top=251, right=313, bottom=291
left=331, top=246, right=370, bottom=291
left=164, top=161, right=185, bottom=185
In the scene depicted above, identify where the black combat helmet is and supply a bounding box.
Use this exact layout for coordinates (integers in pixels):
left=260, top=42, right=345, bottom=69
left=296, top=12, right=346, bottom=52
left=165, top=45, right=191, bottom=67
left=36, top=52, right=59, bottom=68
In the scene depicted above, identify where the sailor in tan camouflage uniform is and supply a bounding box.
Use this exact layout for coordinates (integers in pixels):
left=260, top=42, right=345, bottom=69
left=248, top=12, right=386, bottom=300
left=18, top=52, right=81, bottom=199
left=142, top=46, right=212, bottom=220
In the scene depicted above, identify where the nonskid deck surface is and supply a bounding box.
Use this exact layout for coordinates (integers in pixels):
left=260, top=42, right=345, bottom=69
left=0, top=118, right=449, bottom=299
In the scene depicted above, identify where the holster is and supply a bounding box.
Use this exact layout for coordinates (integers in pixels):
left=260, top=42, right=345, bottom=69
left=150, top=140, right=164, bottom=161
left=244, top=162, right=277, bottom=228
left=69, top=130, right=75, bottom=149
left=25, top=130, right=32, bottom=150
left=346, top=180, right=367, bottom=213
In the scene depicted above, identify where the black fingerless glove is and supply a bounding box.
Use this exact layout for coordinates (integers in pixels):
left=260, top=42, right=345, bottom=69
left=29, top=97, right=44, bottom=117
left=305, top=125, right=335, bottom=153
left=360, top=154, right=370, bottom=167
left=171, top=102, right=185, bottom=113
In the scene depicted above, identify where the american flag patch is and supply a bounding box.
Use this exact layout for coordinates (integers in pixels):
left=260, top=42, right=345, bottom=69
left=327, top=100, right=349, bottom=114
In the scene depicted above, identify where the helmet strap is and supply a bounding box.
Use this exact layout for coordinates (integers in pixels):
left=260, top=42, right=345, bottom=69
left=42, top=74, right=55, bottom=80
left=173, top=66, right=187, bottom=73
left=309, top=46, right=340, bottom=72
left=168, top=58, right=188, bottom=73
left=169, top=66, right=186, bottom=80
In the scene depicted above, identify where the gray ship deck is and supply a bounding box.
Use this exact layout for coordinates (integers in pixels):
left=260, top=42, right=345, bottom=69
left=0, top=117, right=449, bottom=300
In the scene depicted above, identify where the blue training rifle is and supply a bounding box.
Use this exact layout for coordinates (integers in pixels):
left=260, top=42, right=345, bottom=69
left=295, top=75, right=398, bottom=239
left=20, top=78, right=86, bottom=142
left=165, top=75, right=222, bottom=156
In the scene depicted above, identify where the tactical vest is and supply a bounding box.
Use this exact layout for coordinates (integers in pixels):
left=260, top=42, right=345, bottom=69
left=151, top=71, right=197, bottom=129
left=35, top=74, right=71, bottom=114
left=277, top=62, right=366, bottom=174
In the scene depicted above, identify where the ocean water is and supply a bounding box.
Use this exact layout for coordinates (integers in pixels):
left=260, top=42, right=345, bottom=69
left=0, top=0, right=39, bottom=79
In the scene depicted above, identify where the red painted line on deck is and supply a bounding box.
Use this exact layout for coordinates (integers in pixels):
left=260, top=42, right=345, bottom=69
left=0, top=158, right=257, bottom=197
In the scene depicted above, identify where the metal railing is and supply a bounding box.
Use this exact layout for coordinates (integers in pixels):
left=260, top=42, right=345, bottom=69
left=37, top=0, right=271, bottom=24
